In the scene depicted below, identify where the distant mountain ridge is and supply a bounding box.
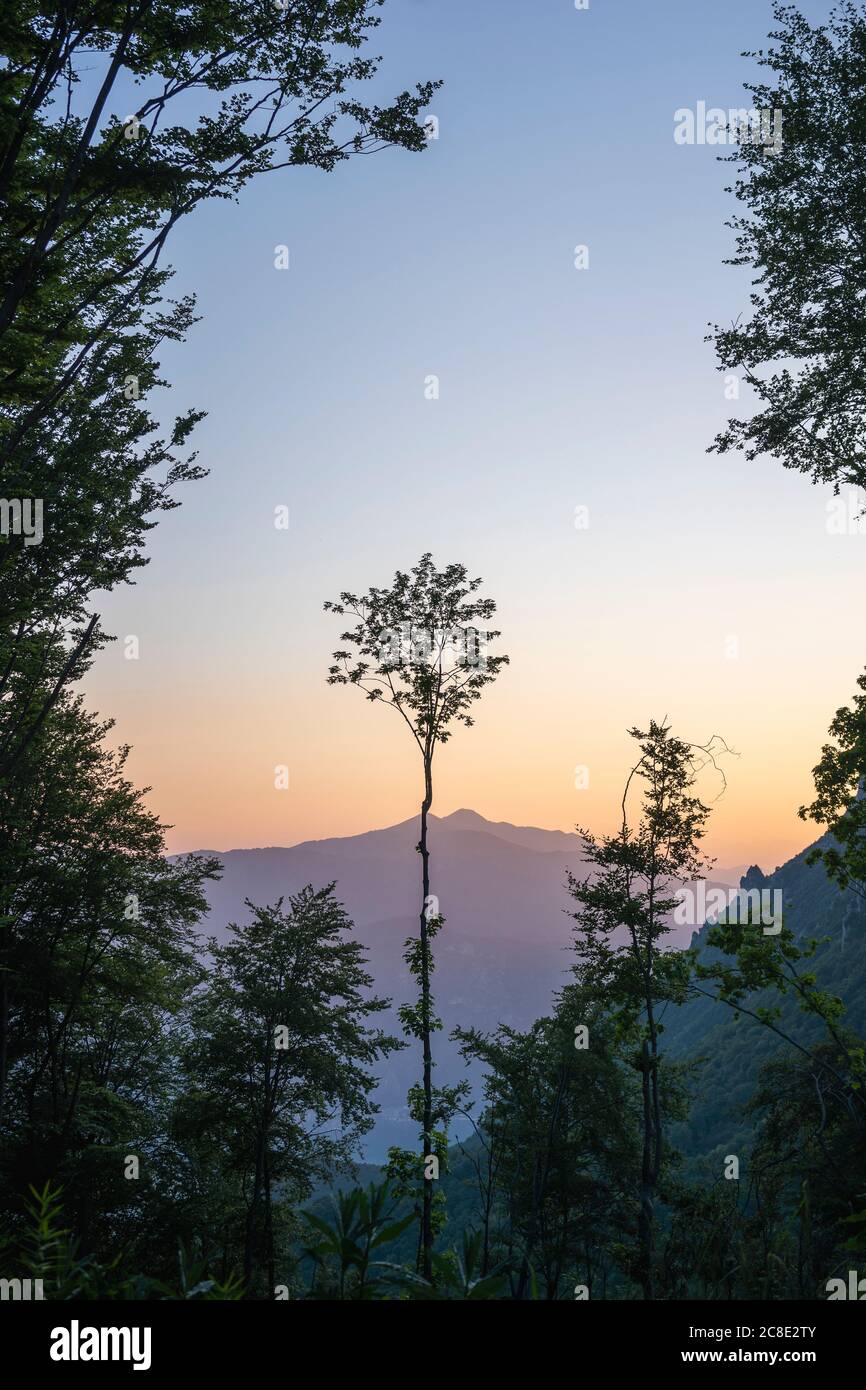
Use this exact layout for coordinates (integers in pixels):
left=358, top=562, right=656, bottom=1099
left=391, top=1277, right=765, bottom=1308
left=201, top=806, right=864, bottom=1178
left=179, top=809, right=747, bottom=1159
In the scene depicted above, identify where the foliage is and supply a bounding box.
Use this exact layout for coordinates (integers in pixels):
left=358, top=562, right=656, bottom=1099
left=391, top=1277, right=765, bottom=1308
left=388, top=1228, right=507, bottom=1301
left=325, top=552, right=509, bottom=745
left=0, top=688, right=218, bottom=1267
left=454, top=994, right=640, bottom=1300
left=325, top=553, right=508, bottom=1280
left=301, top=1181, right=413, bottom=1299
left=567, top=721, right=721, bottom=1297
left=710, top=1, right=866, bottom=492
left=0, top=1181, right=243, bottom=1299
left=0, top=0, right=438, bottom=778
left=178, top=885, right=401, bottom=1296
left=800, top=665, right=866, bottom=899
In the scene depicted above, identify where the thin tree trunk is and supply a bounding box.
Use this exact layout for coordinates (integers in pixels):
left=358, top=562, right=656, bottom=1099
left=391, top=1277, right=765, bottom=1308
left=419, top=759, right=434, bottom=1281
left=244, top=1142, right=264, bottom=1294
left=0, top=966, right=8, bottom=1123
left=638, top=874, right=661, bottom=1301
left=515, top=1152, right=541, bottom=1301
left=516, top=1065, right=567, bottom=1299
left=638, top=1036, right=655, bottom=1299
left=481, top=1143, right=496, bottom=1276
left=264, top=1146, right=275, bottom=1295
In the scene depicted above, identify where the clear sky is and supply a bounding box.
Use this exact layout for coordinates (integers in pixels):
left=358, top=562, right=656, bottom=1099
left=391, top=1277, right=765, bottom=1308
left=84, top=0, right=864, bottom=873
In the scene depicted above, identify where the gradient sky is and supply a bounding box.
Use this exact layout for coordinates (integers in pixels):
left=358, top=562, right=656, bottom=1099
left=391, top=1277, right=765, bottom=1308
left=83, top=0, right=865, bottom=872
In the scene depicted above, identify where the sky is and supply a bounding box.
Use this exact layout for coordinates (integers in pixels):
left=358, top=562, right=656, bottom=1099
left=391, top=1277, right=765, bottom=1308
left=83, top=0, right=865, bottom=873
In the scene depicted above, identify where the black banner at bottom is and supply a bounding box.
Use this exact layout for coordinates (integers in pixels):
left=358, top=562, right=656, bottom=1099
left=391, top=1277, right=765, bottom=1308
left=1, top=1297, right=860, bottom=1376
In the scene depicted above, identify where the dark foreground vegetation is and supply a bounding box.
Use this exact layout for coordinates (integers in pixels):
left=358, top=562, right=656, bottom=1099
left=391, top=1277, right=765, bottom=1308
left=1, top=1, right=866, bottom=1299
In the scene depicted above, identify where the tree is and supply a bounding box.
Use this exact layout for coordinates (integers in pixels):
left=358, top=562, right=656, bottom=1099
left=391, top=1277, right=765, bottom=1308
left=0, top=0, right=439, bottom=775
left=567, top=722, right=721, bottom=1298
left=0, top=687, right=219, bottom=1266
left=181, top=886, right=401, bottom=1297
left=709, top=1, right=866, bottom=494
left=800, top=664, right=866, bottom=901
left=1, top=1, right=440, bottom=1298
left=691, top=668, right=866, bottom=1129
left=0, top=1, right=438, bottom=437
left=744, top=1043, right=866, bottom=1297
left=454, top=992, right=639, bottom=1300
left=324, top=553, right=508, bottom=1278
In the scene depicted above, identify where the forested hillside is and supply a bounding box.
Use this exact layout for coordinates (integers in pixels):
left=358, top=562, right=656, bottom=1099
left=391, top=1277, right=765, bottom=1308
left=304, top=832, right=866, bottom=1293
left=667, top=841, right=866, bottom=1165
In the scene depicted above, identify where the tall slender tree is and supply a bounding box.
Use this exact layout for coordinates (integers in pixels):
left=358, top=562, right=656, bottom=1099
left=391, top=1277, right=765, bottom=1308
left=567, top=722, right=718, bottom=1298
left=324, top=553, right=508, bottom=1278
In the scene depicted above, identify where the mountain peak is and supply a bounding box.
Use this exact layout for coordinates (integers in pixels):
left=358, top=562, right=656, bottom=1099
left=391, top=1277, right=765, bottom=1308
left=440, top=808, right=488, bottom=826
left=740, top=864, right=769, bottom=890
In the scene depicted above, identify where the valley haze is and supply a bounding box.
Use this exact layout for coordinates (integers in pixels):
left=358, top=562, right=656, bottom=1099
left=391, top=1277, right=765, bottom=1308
left=184, top=809, right=747, bottom=1159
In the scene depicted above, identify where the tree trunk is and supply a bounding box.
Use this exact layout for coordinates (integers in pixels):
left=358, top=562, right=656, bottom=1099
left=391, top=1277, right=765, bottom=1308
left=419, top=761, right=434, bottom=1281
left=638, top=887, right=662, bottom=1301
left=264, top=1145, right=275, bottom=1296
left=0, top=965, right=8, bottom=1123
left=244, top=1141, right=264, bottom=1295
left=638, top=1036, right=655, bottom=1299
left=481, top=1149, right=495, bottom=1276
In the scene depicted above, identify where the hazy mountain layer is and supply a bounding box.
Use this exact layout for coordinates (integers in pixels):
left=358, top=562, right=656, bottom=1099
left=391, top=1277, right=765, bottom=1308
left=184, top=809, right=744, bottom=1158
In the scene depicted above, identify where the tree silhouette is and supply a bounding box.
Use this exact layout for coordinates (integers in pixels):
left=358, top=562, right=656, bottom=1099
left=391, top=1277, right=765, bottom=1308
left=325, top=553, right=508, bottom=1278
left=0, top=0, right=439, bottom=779
left=709, top=1, right=866, bottom=493
left=567, top=722, right=718, bottom=1298
left=182, top=886, right=399, bottom=1296
left=800, top=665, right=866, bottom=902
